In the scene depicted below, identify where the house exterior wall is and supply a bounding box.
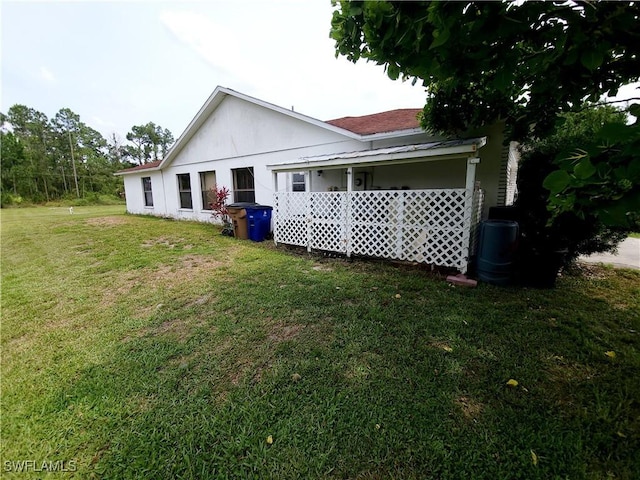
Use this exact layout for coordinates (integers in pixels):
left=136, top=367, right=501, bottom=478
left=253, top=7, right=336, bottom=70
left=122, top=95, right=366, bottom=222
left=169, top=96, right=359, bottom=167
left=119, top=91, right=508, bottom=225
left=123, top=170, right=167, bottom=216
left=304, top=158, right=467, bottom=193
left=358, top=158, right=467, bottom=191
left=472, top=122, right=507, bottom=215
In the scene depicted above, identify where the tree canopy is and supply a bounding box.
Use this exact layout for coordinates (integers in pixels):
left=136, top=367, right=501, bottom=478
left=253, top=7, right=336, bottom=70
left=1, top=105, right=175, bottom=205
left=331, top=1, right=640, bottom=140
left=125, top=122, right=175, bottom=165
left=331, top=1, right=640, bottom=232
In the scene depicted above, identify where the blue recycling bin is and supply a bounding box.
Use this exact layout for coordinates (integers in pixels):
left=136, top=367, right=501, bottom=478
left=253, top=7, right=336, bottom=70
left=245, top=205, right=273, bottom=242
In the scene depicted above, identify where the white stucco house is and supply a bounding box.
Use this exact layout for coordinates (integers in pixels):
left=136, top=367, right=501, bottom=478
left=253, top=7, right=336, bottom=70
left=116, top=86, right=518, bottom=273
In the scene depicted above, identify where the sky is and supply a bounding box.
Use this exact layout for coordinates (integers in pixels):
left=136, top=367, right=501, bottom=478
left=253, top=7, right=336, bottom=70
left=0, top=0, right=430, bottom=142
left=3, top=1, right=638, bottom=144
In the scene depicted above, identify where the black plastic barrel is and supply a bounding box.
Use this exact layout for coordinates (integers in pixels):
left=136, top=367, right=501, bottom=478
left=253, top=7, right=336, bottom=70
left=476, top=220, right=519, bottom=286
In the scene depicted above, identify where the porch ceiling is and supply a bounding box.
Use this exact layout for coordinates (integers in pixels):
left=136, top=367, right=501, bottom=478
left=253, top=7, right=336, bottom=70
left=267, top=137, right=486, bottom=172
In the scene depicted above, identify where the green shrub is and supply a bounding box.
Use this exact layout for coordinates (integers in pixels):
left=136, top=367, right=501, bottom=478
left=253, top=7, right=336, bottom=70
left=514, top=106, right=632, bottom=275
left=0, top=192, right=23, bottom=207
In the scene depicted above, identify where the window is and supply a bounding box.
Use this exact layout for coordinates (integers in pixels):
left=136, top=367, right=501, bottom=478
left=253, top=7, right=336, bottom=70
left=142, top=177, right=153, bottom=207
left=199, top=171, right=217, bottom=210
left=232, top=167, right=255, bottom=203
left=292, top=172, right=306, bottom=192
left=177, top=173, right=193, bottom=209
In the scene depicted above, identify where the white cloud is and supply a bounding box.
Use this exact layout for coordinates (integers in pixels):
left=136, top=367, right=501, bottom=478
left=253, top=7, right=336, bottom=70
left=40, top=66, right=55, bottom=83
left=158, top=5, right=427, bottom=123
left=159, top=10, right=240, bottom=75
left=92, top=116, right=116, bottom=129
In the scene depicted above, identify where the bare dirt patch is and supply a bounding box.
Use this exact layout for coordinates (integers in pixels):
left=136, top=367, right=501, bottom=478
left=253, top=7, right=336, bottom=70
left=86, top=216, right=130, bottom=227
left=147, top=255, right=226, bottom=285
left=228, top=359, right=271, bottom=386
left=312, top=264, right=333, bottom=272
left=455, top=396, right=483, bottom=421
left=101, top=254, right=227, bottom=316
left=140, top=237, right=190, bottom=249
left=429, top=340, right=454, bottom=353
left=152, top=318, right=202, bottom=341
left=266, top=320, right=304, bottom=342
left=545, top=354, right=597, bottom=384
left=186, top=293, right=217, bottom=308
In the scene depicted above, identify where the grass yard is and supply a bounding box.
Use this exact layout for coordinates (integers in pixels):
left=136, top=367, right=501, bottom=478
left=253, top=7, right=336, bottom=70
left=2, top=206, right=639, bottom=479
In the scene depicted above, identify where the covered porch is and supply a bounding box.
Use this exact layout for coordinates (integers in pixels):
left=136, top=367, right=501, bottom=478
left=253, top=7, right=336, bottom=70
left=267, top=139, right=486, bottom=273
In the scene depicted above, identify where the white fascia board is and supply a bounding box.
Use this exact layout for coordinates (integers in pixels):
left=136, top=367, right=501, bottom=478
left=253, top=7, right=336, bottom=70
left=114, top=167, right=161, bottom=177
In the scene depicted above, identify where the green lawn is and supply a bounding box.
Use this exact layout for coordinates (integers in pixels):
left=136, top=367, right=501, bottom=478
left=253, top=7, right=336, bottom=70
left=2, top=206, right=639, bottom=479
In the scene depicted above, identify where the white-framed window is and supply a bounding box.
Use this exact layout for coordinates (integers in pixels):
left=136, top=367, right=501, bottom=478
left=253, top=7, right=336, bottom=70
left=199, top=171, right=217, bottom=210
left=292, top=172, right=306, bottom=192
left=232, top=167, right=255, bottom=203
left=177, top=173, right=193, bottom=209
left=142, top=177, right=153, bottom=207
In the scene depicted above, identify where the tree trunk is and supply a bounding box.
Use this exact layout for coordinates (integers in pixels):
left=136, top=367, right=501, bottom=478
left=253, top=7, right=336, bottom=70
left=43, top=175, right=50, bottom=201
left=69, top=131, right=80, bottom=198
left=61, top=163, right=68, bottom=194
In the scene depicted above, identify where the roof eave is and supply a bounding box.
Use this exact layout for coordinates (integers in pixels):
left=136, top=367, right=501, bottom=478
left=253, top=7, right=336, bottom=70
left=267, top=138, right=486, bottom=172
left=114, top=166, right=161, bottom=176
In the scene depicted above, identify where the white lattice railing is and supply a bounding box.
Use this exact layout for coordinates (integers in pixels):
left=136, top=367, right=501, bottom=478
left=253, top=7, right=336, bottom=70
left=273, top=188, right=484, bottom=272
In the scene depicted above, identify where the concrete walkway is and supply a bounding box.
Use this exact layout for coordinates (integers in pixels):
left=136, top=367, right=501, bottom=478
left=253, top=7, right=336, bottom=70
left=580, top=237, right=640, bottom=270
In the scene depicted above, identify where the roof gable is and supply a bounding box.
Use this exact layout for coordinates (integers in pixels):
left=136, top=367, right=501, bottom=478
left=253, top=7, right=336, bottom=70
left=157, top=86, right=362, bottom=170
left=116, top=86, right=429, bottom=175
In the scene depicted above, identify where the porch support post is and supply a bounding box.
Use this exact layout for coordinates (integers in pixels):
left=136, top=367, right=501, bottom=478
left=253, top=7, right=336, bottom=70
left=306, top=190, right=312, bottom=253
left=345, top=167, right=353, bottom=257
left=306, top=170, right=312, bottom=192
left=461, top=157, right=480, bottom=273
left=272, top=171, right=279, bottom=245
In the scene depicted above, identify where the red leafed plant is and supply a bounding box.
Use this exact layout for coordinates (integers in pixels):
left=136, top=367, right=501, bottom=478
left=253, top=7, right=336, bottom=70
left=208, top=184, right=231, bottom=222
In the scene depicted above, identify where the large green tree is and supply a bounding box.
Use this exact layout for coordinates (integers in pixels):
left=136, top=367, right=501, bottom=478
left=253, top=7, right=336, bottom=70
left=4, top=105, right=55, bottom=201
left=1, top=104, right=176, bottom=205
left=125, top=122, right=174, bottom=165
left=1, top=105, right=124, bottom=204
left=0, top=129, right=28, bottom=200
left=331, top=1, right=639, bottom=140
left=331, top=1, right=640, bottom=234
